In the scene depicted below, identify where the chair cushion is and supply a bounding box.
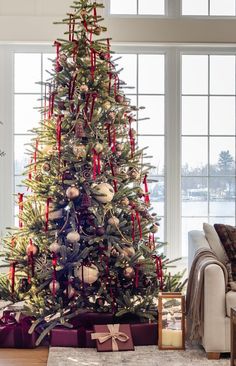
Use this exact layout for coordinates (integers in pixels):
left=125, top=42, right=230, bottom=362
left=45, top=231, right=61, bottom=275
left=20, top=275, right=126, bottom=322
left=214, top=224, right=236, bottom=281
left=203, top=223, right=228, bottom=264
left=226, top=291, right=236, bottom=317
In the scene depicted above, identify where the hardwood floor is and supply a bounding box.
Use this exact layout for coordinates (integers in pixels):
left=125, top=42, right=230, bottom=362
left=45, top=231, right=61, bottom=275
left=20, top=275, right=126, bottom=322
left=0, top=347, right=49, bottom=366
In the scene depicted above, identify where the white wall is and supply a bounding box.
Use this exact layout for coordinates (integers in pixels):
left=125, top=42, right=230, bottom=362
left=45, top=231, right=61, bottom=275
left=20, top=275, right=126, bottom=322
left=0, top=0, right=236, bottom=43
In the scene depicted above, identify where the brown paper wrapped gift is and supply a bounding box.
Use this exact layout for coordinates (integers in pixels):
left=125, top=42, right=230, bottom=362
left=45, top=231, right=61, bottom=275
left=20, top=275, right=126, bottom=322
left=91, top=324, right=134, bottom=352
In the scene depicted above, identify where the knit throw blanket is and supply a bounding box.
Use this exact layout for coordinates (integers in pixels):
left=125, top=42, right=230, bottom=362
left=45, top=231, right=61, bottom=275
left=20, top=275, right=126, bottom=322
left=186, top=248, right=228, bottom=341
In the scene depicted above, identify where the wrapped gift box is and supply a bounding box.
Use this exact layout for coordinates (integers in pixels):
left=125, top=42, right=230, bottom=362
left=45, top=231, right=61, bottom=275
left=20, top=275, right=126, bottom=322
left=0, top=311, right=36, bottom=348
left=50, top=326, right=82, bottom=347
left=70, top=312, right=114, bottom=329
left=130, top=323, right=157, bottom=345
left=91, top=324, right=134, bottom=352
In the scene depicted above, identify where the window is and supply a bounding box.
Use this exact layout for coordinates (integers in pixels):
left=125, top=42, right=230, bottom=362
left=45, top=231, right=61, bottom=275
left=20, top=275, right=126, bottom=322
left=182, top=0, right=236, bottom=16
left=109, top=0, right=165, bottom=15
left=181, top=53, right=236, bottom=255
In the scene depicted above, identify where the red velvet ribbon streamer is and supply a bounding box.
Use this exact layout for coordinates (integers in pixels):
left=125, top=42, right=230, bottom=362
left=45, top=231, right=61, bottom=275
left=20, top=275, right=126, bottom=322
left=82, top=17, right=88, bottom=32
left=69, top=14, right=75, bottom=42
left=106, top=124, right=112, bottom=147
left=128, top=118, right=135, bottom=157
left=54, top=41, right=61, bottom=71
left=73, top=40, right=78, bottom=62
left=110, top=161, right=118, bottom=193
left=93, top=4, right=97, bottom=23
left=34, top=139, right=39, bottom=174
left=135, top=210, right=142, bottom=239
left=50, top=91, right=55, bottom=117
left=56, top=115, right=62, bottom=161
left=143, top=175, right=150, bottom=205
left=92, top=149, right=101, bottom=180
left=131, top=211, right=135, bottom=242
left=18, top=193, right=24, bottom=229
left=155, top=256, right=163, bottom=290
left=10, top=262, right=16, bottom=294
left=45, top=197, right=52, bottom=232
left=90, top=49, right=96, bottom=80
left=111, top=126, right=116, bottom=153
left=108, top=72, right=112, bottom=94
left=90, top=93, right=97, bottom=122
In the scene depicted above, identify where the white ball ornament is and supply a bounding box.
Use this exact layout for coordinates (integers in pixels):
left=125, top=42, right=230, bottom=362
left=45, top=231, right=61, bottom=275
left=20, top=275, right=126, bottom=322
left=49, top=241, right=61, bottom=254
left=92, top=183, right=115, bottom=204
left=66, top=231, right=80, bottom=243
left=75, top=264, right=99, bottom=285
left=66, top=186, right=80, bottom=200
left=49, top=280, right=60, bottom=293
left=93, top=143, right=104, bottom=154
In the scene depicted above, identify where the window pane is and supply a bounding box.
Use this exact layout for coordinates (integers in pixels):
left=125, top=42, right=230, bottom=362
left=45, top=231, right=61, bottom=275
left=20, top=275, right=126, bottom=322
left=210, top=0, right=235, bottom=16
left=15, top=95, right=41, bottom=134
left=139, top=0, right=165, bottom=15
left=182, top=55, right=208, bottom=95
left=43, top=53, right=55, bottom=82
left=210, top=137, right=235, bottom=175
left=182, top=137, right=208, bottom=175
left=110, top=0, right=137, bottom=14
left=182, top=177, right=208, bottom=216
left=182, top=218, right=207, bottom=256
left=138, top=136, right=164, bottom=175
left=209, top=217, right=235, bottom=225
left=210, top=96, right=235, bottom=135
left=182, top=96, right=208, bottom=135
left=209, top=177, right=235, bottom=214
left=150, top=178, right=165, bottom=216
left=116, top=54, right=137, bottom=94
left=15, top=53, right=41, bottom=93
left=138, top=55, right=165, bottom=94
left=182, top=0, right=208, bottom=15
left=210, top=56, right=235, bottom=95
left=14, top=135, right=33, bottom=175
left=138, top=95, right=164, bottom=135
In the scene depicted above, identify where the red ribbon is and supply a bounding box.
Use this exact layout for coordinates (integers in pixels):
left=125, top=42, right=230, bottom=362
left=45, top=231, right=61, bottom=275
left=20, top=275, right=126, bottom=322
left=73, top=40, right=78, bottom=61
left=18, top=193, right=24, bottom=228
left=69, top=14, right=75, bottom=41
left=108, top=72, right=112, bottom=94
left=128, top=117, right=135, bottom=157
left=93, top=5, right=97, bottom=23
left=56, top=115, right=62, bottom=161
left=131, top=211, right=135, bottom=242
left=45, top=197, right=52, bottom=232
left=111, top=126, right=116, bottom=153
left=52, top=254, right=57, bottom=297
left=10, top=262, right=16, bottom=294
left=106, top=124, right=112, bottom=147
left=143, top=175, right=150, bottom=205
left=50, top=91, right=55, bottom=117
left=54, top=41, right=61, bottom=71
left=155, top=256, right=163, bottom=290
left=92, top=149, right=101, bottom=180
left=90, top=49, right=96, bottom=80
left=82, top=17, right=88, bottom=32
left=110, top=161, right=118, bottom=193
left=135, top=211, right=142, bottom=239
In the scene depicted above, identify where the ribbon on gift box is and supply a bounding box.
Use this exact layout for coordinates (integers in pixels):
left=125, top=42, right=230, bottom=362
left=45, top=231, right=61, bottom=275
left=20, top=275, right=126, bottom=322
left=0, top=311, right=34, bottom=348
left=91, top=324, right=129, bottom=351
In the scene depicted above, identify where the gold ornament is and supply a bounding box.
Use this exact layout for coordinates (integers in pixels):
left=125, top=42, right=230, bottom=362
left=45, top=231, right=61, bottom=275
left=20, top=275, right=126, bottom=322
left=75, top=264, right=99, bottom=284
left=150, top=224, right=159, bottom=233
left=120, top=197, right=129, bottom=206
left=123, top=266, right=135, bottom=279
left=116, top=143, right=124, bottom=151
left=26, top=243, right=39, bottom=256
left=92, top=183, right=115, bottom=204
left=40, top=145, right=53, bottom=155
left=49, top=241, right=61, bottom=253
left=66, top=231, right=80, bottom=243
left=108, top=216, right=119, bottom=226
left=93, top=143, right=104, bottom=154
left=73, top=144, right=86, bottom=159
left=122, top=246, right=135, bottom=257
left=80, top=84, right=89, bottom=92
left=66, top=186, right=80, bottom=200
left=94, top=26, right=102, bottom=35
left=103, top=101, right=111, bottom=110
left=129, top=168, right=140, bottom=180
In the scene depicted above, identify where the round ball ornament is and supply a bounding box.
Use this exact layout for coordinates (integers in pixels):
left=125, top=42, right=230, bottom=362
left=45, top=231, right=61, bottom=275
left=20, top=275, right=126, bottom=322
left=92, top=183, right=115, bottom=204
left=49, top=241, right=61, bottom=254
left=122, top=246, right=135, bottom=257
left=120, top=197, right=129, bottom=206
left=115, top=94, right=124, bottom=103
left=129, top=169, right=140, bottom=180
left=123, top=266, right=135, bottom=279
left=26, top=243, right=39, bottom=256
left=150, top=224, right=159, bottom=234
left=66, top=231, right=80, bottom=243
left=49, top=280, right=60, bottom=294
left=73, top=144, right=86, bottom=159
left=103, top=101, right=111, bottom=110
left=80, top=84, right=89, bottom=93
left=75, top=264, right=99, bottom=285
left=96, top=226, right=105, bottom=236
left=93, top=143, right=104, bottom=154
left=94, top=26, right=102, bottom=35
left=116, top=143, right=124, bottom=151
left=108, top=216, right=119, bottom=226
left=42, top=162, right=51, bottom=173
left=66, top=186, right=80, bottom=200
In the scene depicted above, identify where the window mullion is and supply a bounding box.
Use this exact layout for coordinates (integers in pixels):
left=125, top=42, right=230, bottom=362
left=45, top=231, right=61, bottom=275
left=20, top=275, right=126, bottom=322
left=167, top=0, right=181, bottom=17
left=165, top=48, right=182, bottom=259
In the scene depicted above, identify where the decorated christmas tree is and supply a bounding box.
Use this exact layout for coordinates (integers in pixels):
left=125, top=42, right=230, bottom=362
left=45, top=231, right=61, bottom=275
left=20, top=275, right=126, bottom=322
left=0, top=0, right=185, bottom=341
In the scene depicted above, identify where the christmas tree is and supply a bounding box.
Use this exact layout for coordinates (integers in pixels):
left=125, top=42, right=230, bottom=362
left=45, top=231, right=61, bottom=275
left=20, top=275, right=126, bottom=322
left=0, top=0, right=184, bottom=341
